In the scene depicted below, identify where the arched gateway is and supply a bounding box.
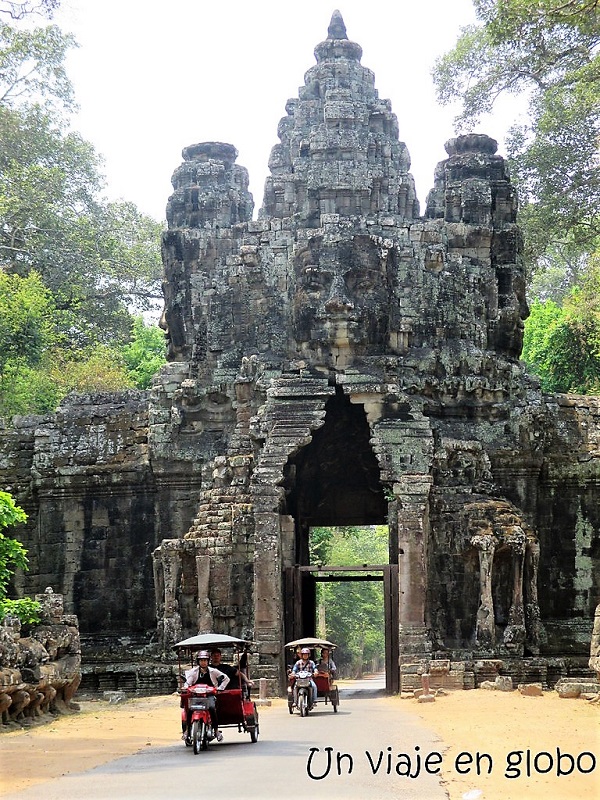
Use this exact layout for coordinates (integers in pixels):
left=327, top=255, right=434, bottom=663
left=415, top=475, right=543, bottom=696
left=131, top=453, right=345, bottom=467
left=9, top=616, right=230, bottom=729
left=152, top=11, right=557, bottom=693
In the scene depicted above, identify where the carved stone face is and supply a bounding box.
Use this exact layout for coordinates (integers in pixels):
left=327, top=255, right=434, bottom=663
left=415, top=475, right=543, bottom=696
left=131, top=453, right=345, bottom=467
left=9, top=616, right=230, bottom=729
left=494, top=268, right=529, bottom=358
left=291, top=235, right=389, bottom=366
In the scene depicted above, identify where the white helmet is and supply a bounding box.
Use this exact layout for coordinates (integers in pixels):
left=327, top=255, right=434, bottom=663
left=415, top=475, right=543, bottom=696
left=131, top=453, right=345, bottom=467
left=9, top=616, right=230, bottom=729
left=197, top=650, right=210, bottom=660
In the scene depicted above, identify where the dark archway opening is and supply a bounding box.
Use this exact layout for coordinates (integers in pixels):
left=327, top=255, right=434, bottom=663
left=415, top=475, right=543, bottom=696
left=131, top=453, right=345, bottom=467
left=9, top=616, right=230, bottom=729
left=281, top=388, right=399, bottom=692
left=282, top=387, right=388, bottom=565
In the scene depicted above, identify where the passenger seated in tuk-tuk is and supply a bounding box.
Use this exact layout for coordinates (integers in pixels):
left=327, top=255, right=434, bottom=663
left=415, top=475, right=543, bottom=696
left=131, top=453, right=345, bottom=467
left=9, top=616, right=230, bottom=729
left=183, top=650, right=230, bottom=741
left=314, top=647, right=337, bottom=681
left=210, top=648, right=254, bottom=693
left=292, top=647, right=318, bottom=705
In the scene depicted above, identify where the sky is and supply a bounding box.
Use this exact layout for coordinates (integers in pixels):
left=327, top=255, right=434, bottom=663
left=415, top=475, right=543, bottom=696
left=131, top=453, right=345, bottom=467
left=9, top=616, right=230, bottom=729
left=51, top=0, right=512, bottom=223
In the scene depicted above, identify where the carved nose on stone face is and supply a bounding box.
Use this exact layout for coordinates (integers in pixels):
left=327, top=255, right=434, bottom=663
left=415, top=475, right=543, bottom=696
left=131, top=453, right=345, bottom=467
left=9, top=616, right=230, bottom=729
left=324, top=274, right=354, bottom=314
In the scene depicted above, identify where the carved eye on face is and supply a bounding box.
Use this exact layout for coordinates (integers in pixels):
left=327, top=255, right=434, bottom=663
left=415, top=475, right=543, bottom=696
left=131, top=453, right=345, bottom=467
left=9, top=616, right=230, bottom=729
left=301, top=266, right=326, bottom=292
left=345, top=269, right=380, bottom=296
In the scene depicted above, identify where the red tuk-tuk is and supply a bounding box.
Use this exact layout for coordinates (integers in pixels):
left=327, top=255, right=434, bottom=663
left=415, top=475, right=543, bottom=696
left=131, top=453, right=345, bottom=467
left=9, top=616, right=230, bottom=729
left=174, top=633, right=259, bottom=753
left=286, top=637, right=340, bottom=715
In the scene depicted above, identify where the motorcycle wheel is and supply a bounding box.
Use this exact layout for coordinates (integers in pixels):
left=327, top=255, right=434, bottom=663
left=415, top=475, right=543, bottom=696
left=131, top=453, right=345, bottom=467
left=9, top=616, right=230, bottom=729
left=299, top=693, right=308, bottom=717
left=202, top=724, right=211, bottom=750
left=192, top=720, right=206, bottom=755
left=247, top=714, right=259, bottom=743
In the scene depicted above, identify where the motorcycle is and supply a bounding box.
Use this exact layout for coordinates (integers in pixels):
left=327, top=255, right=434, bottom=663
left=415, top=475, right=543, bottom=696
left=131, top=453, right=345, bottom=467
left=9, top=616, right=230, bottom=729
left=292, top=669, right=314, bottom=716
left=180, top=683, right=218, bottom=754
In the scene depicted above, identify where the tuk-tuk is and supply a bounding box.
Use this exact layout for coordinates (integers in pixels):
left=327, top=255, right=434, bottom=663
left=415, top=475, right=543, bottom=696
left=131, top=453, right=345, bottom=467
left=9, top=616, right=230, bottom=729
left=285, top=637, right=340, bottom=715
left=174, top=633, right=259, bottom=752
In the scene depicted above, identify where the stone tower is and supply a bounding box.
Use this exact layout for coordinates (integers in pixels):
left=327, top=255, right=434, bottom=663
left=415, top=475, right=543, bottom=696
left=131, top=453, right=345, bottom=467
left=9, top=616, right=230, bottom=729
left=152, top=10, right=572, bottom=691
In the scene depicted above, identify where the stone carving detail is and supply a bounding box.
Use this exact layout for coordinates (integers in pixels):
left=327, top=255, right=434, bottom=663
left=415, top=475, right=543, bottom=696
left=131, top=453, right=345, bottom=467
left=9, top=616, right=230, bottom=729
left=471, top=532, right=497, bottom=648
left=0, top=589, right=80, bottom=727
left=291, top=235, right=392, bottom=368
left=456, top=501, right=542, bottom=654
left=590, top=604, right=600, bottom=680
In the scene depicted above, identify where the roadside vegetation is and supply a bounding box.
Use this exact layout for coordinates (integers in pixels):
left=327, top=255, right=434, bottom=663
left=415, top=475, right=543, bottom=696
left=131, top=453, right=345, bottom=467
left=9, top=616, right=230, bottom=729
left=0, top=489, right=39, bottom=624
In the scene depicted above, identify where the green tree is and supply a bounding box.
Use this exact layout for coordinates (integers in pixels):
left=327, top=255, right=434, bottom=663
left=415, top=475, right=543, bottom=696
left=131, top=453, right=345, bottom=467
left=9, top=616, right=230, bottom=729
left=0, top=360, right=61, bottom=416
left=433, top=0, right=600, bottom=273
left=522, top=265, right=600, bottom=393
left=0, top=12, right=164, bottom=415
left=50, top=346, right=134, bottom=395
left=0, top=489, right=39, bottom=623
left=312, top=526, right=388, bottom=677
left=0, top=270, right=56, bottom=374
left=0, top=272, right=152, bottom=417
left=0, top=103, right=163, bottom=348
left=0, top=2, right=59, bottom=21
left=0, top=20, right=75, bottom=112
left=0, top=344, right=136, bottom=419
left=122, top=316, right=166, bottom=389
left=0, top=16, right=163, bottom=343
left=0, top=490, right=27, bottom=595
left=0, top=270, right=61, bottom=416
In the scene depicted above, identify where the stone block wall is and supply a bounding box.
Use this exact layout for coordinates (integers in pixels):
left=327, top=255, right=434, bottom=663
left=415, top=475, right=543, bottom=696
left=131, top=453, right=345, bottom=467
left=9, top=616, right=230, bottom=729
left=1, top=392, right=200, bottom=640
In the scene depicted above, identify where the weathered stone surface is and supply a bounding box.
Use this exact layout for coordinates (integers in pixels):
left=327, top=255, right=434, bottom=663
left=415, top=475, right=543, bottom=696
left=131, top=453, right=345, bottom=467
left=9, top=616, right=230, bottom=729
left=518, top=683, right=543, bottom=696
left=0, top=12, right=598, bottom=694
left=555, top=680, right=600, bottom=698
left=589, top=603, right=600, bottom=679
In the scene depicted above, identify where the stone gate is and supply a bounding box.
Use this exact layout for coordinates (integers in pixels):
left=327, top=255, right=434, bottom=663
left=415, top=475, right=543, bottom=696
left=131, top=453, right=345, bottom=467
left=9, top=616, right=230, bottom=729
left=2, top=12, right=599, bottom=694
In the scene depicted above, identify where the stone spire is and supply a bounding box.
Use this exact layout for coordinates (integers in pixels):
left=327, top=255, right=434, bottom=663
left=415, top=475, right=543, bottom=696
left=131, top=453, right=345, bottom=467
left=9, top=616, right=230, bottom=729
left=260, top=13, right=419, bottom=220
left=327, top=10, right=348, bottom=39
left=166, top=142, right=253, bottom=229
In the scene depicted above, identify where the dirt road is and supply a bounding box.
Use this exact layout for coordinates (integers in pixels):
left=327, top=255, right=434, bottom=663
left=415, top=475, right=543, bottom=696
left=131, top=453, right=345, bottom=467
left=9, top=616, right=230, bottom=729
left=0, top=684, right=598, bottom=800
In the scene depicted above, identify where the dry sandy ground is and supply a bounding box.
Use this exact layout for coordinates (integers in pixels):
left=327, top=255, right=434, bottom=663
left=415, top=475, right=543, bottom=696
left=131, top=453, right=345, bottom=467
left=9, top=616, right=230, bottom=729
left=409, top=689, right=599, bottom=800
left=0, top=689, right=598, bottom=800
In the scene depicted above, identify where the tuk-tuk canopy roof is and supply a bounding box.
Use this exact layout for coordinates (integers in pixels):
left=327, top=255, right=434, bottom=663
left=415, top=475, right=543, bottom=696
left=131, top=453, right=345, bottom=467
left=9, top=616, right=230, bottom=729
left=285, top=637, right=337, bottom=650
left=173, top=633, right=254, bottom=652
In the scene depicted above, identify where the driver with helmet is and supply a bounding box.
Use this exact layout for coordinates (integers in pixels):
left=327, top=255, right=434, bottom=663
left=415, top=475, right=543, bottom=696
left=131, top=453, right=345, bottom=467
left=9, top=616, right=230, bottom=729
left=183, top=650, right=230, bottom=742
left=291, top=647, right=318, bottom=706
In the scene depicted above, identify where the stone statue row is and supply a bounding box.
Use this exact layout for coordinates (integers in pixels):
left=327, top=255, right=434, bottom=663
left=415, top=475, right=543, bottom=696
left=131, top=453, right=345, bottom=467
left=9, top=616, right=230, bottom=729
left=0, top=588, right=81, bottom=727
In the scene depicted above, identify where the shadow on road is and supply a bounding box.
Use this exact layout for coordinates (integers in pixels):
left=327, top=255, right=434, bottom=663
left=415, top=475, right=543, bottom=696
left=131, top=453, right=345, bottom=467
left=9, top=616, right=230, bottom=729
left=337, top=672, right=386, bottom=699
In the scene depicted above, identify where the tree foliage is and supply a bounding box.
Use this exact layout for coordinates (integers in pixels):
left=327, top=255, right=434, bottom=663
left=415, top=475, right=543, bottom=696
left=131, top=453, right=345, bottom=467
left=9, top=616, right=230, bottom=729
left=0, top=11, right=165, bottom=416
left=0, top=311, right=166, bottom=418
left=0, top=20, right=75, bottom=111
left=0, top=270, right=56, bottom=372
left=122, top=316, right=167, bottom=389
left=0, top=489, right=27, bottom=596
left=0, top=1, right=59, bottom=20
left=433, top=0, right=600, bottom=271
left=0, top=270, right=129, bottom=417
left=0, top=101, right=163, bottom=348
left=311, top=526, right=388, bottom=678
left=522, top=258, right=600, bottom=392
left=0, top=489, right=40, bottom=623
